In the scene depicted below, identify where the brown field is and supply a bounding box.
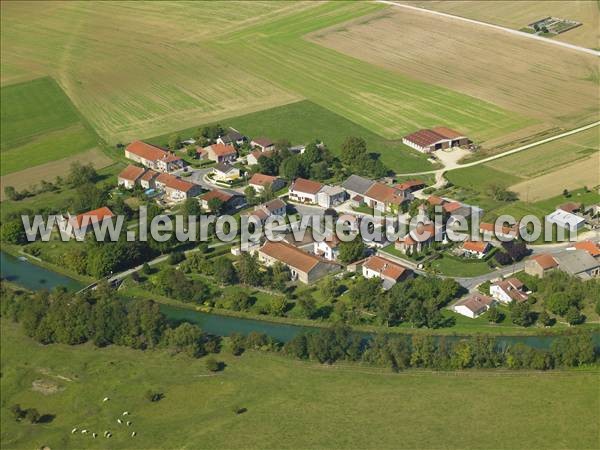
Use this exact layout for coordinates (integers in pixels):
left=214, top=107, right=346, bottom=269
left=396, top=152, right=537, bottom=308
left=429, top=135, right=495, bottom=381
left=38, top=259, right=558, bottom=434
left=402, top=0, right=600, bottom=49
left=0, top=148, right=114, bottom=200
left=310, top=7, right=599, bottom=149
left=509, top=152, right=600, bottom=201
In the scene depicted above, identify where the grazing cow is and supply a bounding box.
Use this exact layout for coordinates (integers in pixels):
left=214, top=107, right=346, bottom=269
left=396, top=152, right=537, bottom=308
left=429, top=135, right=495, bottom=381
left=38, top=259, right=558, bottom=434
left=71, top=428, right=78, bottom=434
left=127, top=421, right=132, bottom=426
left=106, top=433, right=112, bottom=438
left=131, top=431, right=137, bottom=437
left=122, top=411, right=129, bottom=416
left=117, top=419, right=122, bottom=424
left=103, top=397, right=110, bottom=402
left=81, top=429, right=88, bottom=434
left=92, top=433, right=98, bottom=439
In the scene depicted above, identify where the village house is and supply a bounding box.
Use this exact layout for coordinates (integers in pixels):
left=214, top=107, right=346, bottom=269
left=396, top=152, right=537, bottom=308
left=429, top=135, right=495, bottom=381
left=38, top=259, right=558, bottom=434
left=453, top=294, right=496, bottom=319
left=525, top=253, right=559, bottom=278
left=313, top=234, right=341, bottom=261
left=212, top=163, right=241, bottom=183
left=248, top=173, right=285, bottom=193
left=317, top=185, right=346, bottom=208
left=288, top=178, right=324, bottom=204
left=200, top=189, right=243, bottom=212
left=462, top=240, right=491, bottom=259
left=490, top=278, right=528, bottom=303
left=363, top=182, right=411, bottom=213
left=60, top=206, right=115, bottom=234
left=216, top=127, right=246, bottom=146
left=361, top=255, right=412, bottom=289
left=546, top=209, right=585, bottom=231
left=140, top=169, right=159, bottom=190
left=198, top=143, right=237, bottom=164
left=258, top=241, right=339, bottom=284
left=246, top=149, right=274, bottom=166
left=155, top=173, right=202, bottom=202
left=125, top=141, right=184, bottom=172
left=250, top=137, right=275, bottom=152
left=118, top=165, right=146, bottom=189
left=241, top=198, right=287, bottom=224
left=479, top=222, right=519, bottom=241
left=402, top=127, right=469, bottom=153
left=395, top=221, right=442, bottom=255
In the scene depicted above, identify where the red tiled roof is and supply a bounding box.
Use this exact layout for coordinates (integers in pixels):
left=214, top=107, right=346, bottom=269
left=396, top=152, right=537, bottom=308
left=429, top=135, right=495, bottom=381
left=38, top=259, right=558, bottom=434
left=531, top=253, right=558, bottom=270
left=118, top=165, right=145, bottom=181
left=291, top=177, right=323, bottom=195
left=201, top=189, right=233, bottom=202
left=155, top=173, right=197, bottom=193
left=574, top=241, right=600, bottom=257
left=443, top=201, right=462, bottom=213
left=70, top=207, right=114, bottom=230
left=430, top=127, right=465, bottom=139
left=463, top=241, right=489, bottom=253
left=479, top=222, right=516, bottom=236
left=558, top=202, right=581, bottom=214
left=141, top=169, right=159, bottom=182
left=263, top=198, right=286, bottom=213
left=427, top=195, right=446, bottom=206
left=249, top=173, right=278, bottom=187
left=260, top=241, right=322, bottom=273
left=395, top=179, right=425, bottom=191
left=363, top=255, right=408, bottom=281
left=205, top=143, right=236, bottom=157
left=365, top=182, right=405, bottom=205
left=126, top=141, right=169, bottom=162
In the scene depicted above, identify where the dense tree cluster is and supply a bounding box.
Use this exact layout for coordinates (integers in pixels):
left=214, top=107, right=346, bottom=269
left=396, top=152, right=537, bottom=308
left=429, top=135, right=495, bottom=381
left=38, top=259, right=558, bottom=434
left=0, top=283, right=218, bottom=357
left=284, top=324, right=596, bottom=371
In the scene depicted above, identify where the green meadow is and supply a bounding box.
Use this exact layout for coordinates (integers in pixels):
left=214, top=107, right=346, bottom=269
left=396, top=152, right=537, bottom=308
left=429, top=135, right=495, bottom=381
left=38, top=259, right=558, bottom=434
left=152, top=100, right=434, bottom=173
left=2, top=320, right=599, bottom=450
left=0, top=77, right=100, bottom=175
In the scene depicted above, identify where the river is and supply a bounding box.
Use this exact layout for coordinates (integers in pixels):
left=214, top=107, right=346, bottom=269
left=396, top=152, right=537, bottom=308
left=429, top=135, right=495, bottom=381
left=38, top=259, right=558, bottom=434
left=2, top=250, right=597, bottom=348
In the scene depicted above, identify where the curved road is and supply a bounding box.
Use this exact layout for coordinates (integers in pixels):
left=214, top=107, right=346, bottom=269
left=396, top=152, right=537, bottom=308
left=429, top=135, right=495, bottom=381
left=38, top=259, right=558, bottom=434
left=376, top=1, right=600, bottom=57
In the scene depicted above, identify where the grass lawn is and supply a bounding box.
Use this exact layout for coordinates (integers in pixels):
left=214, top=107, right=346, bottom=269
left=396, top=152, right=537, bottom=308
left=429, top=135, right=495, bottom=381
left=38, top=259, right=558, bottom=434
left=2, top=319, right=599, bottom=450
left=151, top=100, right=434, bottom=174
left=0, top=77, right=101, bottom=175
left=428, top=253, right=492, bottom=277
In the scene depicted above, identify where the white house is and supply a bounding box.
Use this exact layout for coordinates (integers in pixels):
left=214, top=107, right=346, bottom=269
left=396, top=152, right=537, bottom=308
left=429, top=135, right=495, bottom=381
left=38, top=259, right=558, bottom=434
left=313, top=234, right=340, bottom=261
left=453, top=294, right=495, bottom=319
left=288, top=178, right=323, bottom=204
left=546, top=209, right=585, bottom=232
left=118, top=165, right=146, bottom=189
left=248, top=173, right=284, bottom=193
left=490, top=277, right=528, bottom=303
left=212, top=163, right=241, bottom=183
left=462, top=241, right=491, bottom=259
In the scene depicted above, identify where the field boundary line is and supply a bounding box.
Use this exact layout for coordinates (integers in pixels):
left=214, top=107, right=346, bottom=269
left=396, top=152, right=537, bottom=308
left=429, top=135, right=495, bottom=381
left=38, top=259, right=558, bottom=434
left=376, top=1, right=600, bottom=57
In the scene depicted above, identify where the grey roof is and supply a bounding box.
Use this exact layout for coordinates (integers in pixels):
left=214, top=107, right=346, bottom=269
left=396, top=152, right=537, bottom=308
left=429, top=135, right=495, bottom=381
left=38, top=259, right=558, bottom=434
left=341, top=175, right=375, bottom=195
left=214, top=162, right=237, bottom=173
left=554, top=250, right=600, bottom=275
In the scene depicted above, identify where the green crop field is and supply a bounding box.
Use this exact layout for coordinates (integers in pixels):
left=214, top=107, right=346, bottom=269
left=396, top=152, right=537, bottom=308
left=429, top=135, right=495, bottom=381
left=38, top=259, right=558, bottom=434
left=2, top=320, right=599, bottom=450
left=152, top=100, right=433, bottom=173
left=0, top=77, right=100, bottom=176
left=2, top=1, right=531, bottom=149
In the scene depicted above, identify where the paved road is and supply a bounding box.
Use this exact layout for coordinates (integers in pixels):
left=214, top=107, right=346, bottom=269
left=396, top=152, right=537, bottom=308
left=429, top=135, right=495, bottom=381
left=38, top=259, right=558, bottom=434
left=376, top=1, right=600, bottom=57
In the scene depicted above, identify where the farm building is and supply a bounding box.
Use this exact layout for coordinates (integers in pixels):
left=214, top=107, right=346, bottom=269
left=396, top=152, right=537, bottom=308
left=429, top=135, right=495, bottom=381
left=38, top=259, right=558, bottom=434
left=525, top=253, right=559, bottom=278
left=363, top=182, right=411, bottom=213
left=553, top=250, right=600, bottom=280
left=402, top=127, right=469, bottom=153
left=125, top=141, right=184, bottom=172
left=317, top=185, right=346, bottom=208
left=250, top=138, right=275, bottom=152
left=341, top=174, right=375, bottom=198
left=546, top=209, right=585, bottom=231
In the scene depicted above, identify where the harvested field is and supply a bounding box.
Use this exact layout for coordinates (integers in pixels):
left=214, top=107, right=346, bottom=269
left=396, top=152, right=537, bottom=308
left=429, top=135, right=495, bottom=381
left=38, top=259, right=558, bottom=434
left=509, top=153, right=600, bottom=201
left=403, top=1, right=600, bottom=49
left=488, top=126, right=599, bottom=178
left=310, top=7, right=598, bottom=149
left=0, top=148, right=114, bottom=201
